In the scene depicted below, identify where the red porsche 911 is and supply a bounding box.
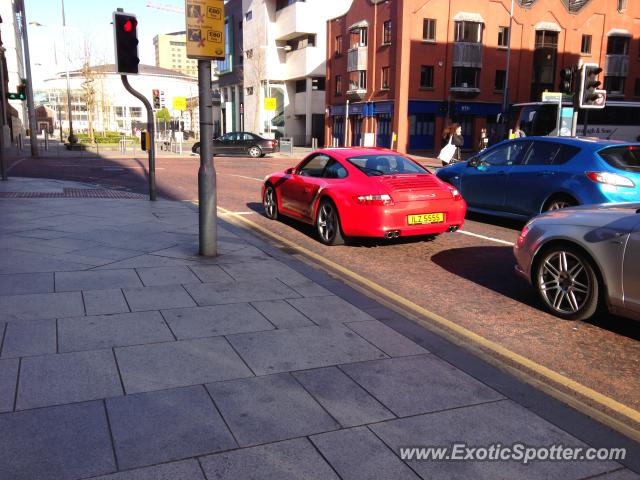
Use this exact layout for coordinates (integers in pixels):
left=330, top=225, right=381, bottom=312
left=262, top=147, right=467, bottom=245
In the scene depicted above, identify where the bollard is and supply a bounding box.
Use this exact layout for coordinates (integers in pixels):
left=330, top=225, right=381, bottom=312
left=44, top=131, right=49, bottom=151
left=17, top=134, right=23, bottom=152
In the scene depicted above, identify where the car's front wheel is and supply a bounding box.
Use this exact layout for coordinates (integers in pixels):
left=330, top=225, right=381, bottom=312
left=543, top=195, right=577, bottom=212
left=534, top=245, right=601, bottom=321
left=316, top=199, right=345, bottom=246
left=263, top=184, right=279, bottom=220
left=248, top=146, right=262, bottom=158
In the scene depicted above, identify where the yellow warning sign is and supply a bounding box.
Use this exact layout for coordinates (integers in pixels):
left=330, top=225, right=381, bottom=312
left=264, top=97, right=277, bottom=111
left=185, top=0, right=225, bottom=60
left=173, top=96, right=187, bottom=111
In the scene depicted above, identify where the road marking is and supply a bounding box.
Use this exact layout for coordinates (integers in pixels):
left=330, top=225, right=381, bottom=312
left=219, top=211, right=256, bottom=216
left=458, top=229, right=515, bottom=246
left=6, top=158, right=26, bottom=173
left=224, top=174, right=263, bottom=182
left=216, top=204, right=640, bottom=440
left=102, top=166, right=166, bottom=171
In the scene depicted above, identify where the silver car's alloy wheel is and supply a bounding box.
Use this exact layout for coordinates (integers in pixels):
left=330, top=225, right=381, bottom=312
left=538, top=250, right=591, bottom=315
left=263, top=186, right=277, bottom=219
left=248, top=146, right=262, bottom=158
left=317, top=203, right=337, bottom=243
left=547, top=200, right=573, bottom=210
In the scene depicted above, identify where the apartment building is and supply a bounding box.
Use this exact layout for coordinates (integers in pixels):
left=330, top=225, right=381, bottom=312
left=216, top=0, right=244, bottom=134
left=154, top=32, right=198, bottom=77
left=242, top=0, right=352, bottom=145
left=326, top=0, right=640, bottom=153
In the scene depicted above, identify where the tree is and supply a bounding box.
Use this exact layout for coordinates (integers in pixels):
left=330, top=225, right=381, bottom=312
left=243, top=47, right=267, bottom=133
left=156, top=108, right=171, bottom=122
left=80, top=41, right=96, bottom=141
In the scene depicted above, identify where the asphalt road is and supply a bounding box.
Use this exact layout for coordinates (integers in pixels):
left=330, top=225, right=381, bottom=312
left=7, top=152, right=640, bottom=423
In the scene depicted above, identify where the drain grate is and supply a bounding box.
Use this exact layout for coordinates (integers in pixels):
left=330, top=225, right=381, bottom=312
left=0, top=188, right=146, bottom=199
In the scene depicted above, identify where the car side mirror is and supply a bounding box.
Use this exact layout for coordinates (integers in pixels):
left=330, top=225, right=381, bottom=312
left=285, top=167, right=294, bottom=175
left=468, top=157, right=478, bottom=168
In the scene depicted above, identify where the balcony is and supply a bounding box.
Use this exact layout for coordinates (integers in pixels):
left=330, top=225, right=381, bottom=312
left=452, top=42, right=483, bottom=68
left=283, top=47, right=324, bottom=80
left=294, top=90, right=325, bottom=116
left=605, top=54, right=629, bottom=77
left=347, top=47, right=368, bottom=72
left=346, top=88, right=367, bottom=101
left=274, top=1, right=314, bottom=41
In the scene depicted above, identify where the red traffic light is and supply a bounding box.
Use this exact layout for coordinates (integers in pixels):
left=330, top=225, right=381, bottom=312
left=123, top=19, right=136, bottom=32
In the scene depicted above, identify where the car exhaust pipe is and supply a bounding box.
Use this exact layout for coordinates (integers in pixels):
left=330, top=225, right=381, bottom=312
left=447, top=225, right=460, bottom=232
left=384, top=230, right=400, bottom=239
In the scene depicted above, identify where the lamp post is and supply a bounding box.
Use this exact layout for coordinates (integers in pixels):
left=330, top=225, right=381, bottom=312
left=16, top=0, right=39, bottom=156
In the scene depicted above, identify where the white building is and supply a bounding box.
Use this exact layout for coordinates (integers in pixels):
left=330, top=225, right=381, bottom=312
left=242, top=0, right=351, bottom=145
left=36, top=64, right=199, bottom=136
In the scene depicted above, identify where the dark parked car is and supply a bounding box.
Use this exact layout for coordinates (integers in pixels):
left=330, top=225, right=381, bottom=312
left=191, top=132, right=279, bottom=158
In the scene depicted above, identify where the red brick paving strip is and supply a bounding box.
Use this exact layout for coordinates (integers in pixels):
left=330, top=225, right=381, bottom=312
left=0, top=189, right=146, bottom=199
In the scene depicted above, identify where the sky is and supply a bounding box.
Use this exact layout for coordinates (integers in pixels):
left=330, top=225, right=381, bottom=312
left=25, top=0, right=188, bottom=86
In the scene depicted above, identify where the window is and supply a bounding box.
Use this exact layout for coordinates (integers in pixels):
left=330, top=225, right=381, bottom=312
left=579, top=34, right=592, bottom=55
left=287, top=34, right=316, bottom=51
left=245, top=11, right=252, bottom=21
left=617, top=0, right=628, bottom=12
left=604, top=76, right=625, bottom=95
left=130, top=107, right=142, bottom=117
left=454, top=21, right=482, bottom=43
left=246, top=86, right=254, bottom=96
left=276, top=0, right=304, bottom=11
left=245, top=49, right=253, bottom=59
left=335, top=35, right=342, bottom=56
left=383, top=20, right=392, bottom=45
left=599, top=146, right=640, bottom=172
left=554, top=145, right=581, bottom=165
left=350, top=28, right=367, bottom=48
left=535, top=30, right=558, bottom=49
left=349, top=70, right=367, bottom=90
left=296, top=79, right=306, bottom=93
left=335, top=75, right=342, bottom=95
left=607, top=35, right=629, bottom=55
left=451, top=67, right=480, bottom=89
left=115, top=106, right=125, bottom=117
left=495, top=70, right=506, bottom=91
left=420, top=65, right=434, bottom=89
left=635, top=78, right=640, bottom=97
left=299, top=154, right=331, bottom=177
left=521, top=141, right=561, bottom=165
left=347, top=154, right=428, bottom=176
left=498, top=26, right=509, bottom=48
left=480, top=142, right=527, bottom=166
left=423, top=19, right=436, bottom=41
left=324, top=160, right=348, bottom=179
left=312, top=77, right=325, bottom=91
left=381, top=66, right=390, bottom=89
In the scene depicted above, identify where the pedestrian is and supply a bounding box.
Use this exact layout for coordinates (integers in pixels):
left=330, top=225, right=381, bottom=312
left=438, top=123, right=464, bottom=166
left=478, top=128, right=488, bottom=152
left=511, top=125, right=526, bottom=139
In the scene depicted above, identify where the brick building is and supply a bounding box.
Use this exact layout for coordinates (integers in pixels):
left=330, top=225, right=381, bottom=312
left=325, top=0, right=639, bottom=153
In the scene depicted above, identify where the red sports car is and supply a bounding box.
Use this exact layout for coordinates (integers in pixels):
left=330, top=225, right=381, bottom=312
left=262, top=147, right=467, bottom=245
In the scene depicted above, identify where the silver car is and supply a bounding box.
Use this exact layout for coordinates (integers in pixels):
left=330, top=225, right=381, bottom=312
left=514, top=203, right=640, bottom=321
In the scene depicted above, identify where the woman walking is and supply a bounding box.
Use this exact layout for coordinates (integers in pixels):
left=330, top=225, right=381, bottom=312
left=438, top=123, right=464, bottom=166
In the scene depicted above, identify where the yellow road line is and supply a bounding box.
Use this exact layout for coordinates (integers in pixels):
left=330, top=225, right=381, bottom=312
left=215, top=204, right=640, bottom=440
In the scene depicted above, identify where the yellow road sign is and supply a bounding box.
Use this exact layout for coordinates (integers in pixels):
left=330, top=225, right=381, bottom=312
left=185, top=0, right=225, bottom=60
left=173, top=96, right=187, bottom=111
left=264, top=97, right=277, bottom=111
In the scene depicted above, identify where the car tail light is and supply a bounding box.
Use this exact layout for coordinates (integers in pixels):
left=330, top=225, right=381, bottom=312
left=586, top=171, right=635, bottom=188
left=517, top=222, right=532, bottom=248
left=448, top=187, right=462, bottom=200
left=353, top=194, right=394, bottom=206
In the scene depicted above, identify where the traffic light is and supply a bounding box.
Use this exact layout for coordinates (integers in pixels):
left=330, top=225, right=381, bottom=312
left=140, top=130, right=150, bottom=151
left=7, top=83, right=26, bottom=101
left=113, top=11, right=139, bottom=74
left=579, top=63, right=606, bottom=109
left=559, top=67, right=573, bottom=95
left=152, top=89, right=160, bottom=109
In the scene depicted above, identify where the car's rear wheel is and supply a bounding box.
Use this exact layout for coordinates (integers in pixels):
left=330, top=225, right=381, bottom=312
left=316, top=199, right=345, bottom=246
left=543, top=195, right=577, bottom=212
left=263, top=184, right=279, bottom=220
left=248, top=146, right=262, bottom=158
left=533, top=245, right=600, bottom=321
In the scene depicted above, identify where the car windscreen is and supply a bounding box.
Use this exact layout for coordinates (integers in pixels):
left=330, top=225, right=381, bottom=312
left=347, top=154, right=429, bottom=176
left=598, top=146, right=640, bottom=173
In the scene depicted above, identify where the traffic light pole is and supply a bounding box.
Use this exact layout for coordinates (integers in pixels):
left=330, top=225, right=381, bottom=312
left=121, top=75, right=156, bottom=201
left=197, top=60, right=217, bottom=257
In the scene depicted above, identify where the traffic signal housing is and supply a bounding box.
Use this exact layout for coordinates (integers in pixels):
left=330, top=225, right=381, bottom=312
left=140, top=130, right=150, bottom=151
left=559, top=67, right=573, bottom=95
left=152, top=89, right=160, bottom=109
left=578, top=63, right=606, bottom=109
left=113, top=11, right=139, bottom=74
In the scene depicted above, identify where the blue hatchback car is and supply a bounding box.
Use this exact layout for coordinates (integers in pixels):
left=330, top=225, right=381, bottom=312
left=436, top=137, right=640, bottom=219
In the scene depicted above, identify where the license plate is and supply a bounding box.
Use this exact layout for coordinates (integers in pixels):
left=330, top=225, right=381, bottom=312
left=407, top=213, right=444, bottom=225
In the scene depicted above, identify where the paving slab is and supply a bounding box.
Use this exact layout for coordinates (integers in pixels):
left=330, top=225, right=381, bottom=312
left=311, top=426, right=420, bottom=480
left=340, top=355, right=504, bottom=417
left=58, top=311, right=175, bottom=353
left=14, top=228, right=73, bottom=240
left=0, top=358, right=18, bottom=412
left=0, top=272, right=54, bottom=296
left=280, top=277, right=333, bottom=297
left=123, top=284, right=197, bottom=311
left=115, top=337, right=253, bottom=394
left=184, top=279, right=300, bottom=306
left=219, top=259, right=308, bottom=283
left=287, top=296, right=377, bottom=325
left=346, top=320, right=429, bottom=357
left=106, top=386, right=236, bottom=470
left=65, top=245, right=145, bottom=261
left=135, top=266, right=202, bottom=287
left=83, top=288, right=130, bottom=315
left=371, top=400, right=619, bottom=480
left=55, top=269, right=143, bottom=292
left=92, top=460, right=205, bottom=480
left=251, top=299, right=315, bottom=329
left=227, top=325, right=388, bottom=375
left=188, top=264, right=235, bottom=283
left=16, top=349, right=123, bottom=410
left=94, top=254, right=199, bottom=270
left=206, top=373, right=339, bottom=446
left=1, top=319, right=56, bottom=358
left=161, top=303, right=274, bottom=339
left=293, top=366, right=395, bottom=427
left=0, top=401, right=116, bottom=480
left=199, top=438, right=340, bottom=480
left=0, top=291, right=85, bottom=322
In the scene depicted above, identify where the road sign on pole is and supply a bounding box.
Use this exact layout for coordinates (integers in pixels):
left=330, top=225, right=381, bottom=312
left=173, top=96, right=187, bottom=111
left=264, top=97, right=277, bottom=111
left=185, top=0, right=225, bottom=60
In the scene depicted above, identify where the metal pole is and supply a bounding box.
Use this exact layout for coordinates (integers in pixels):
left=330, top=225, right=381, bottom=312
left=0, top=47, right=8, bottom=180
left=582, top=110, right=589, bottom=138
left=344, top=99, right=349, bottom=147
left=556, top=95, right=562, bottom=136
left=18, top=0, right=39, bottom=156
left=197, top=60, right=217, bottom=257
left=61, top=0, right=75, bottom=144
left=502, top=0, right=514, bottom=116
left=121, top=75, right=156, bottom=201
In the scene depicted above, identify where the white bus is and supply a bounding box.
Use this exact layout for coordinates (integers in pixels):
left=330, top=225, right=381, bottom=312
left=512, top=101, right=640, bottom=142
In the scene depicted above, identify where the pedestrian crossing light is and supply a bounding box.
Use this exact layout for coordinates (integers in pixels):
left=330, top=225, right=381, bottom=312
left=559, top=67, right=573, bottom=95
left=113, top=11, right=139, bottom=74
left=579, top=63, right=605, bottom=109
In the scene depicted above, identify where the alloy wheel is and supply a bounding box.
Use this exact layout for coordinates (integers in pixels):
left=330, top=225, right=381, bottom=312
left=263, top=186, right=277, bottom=219
left=537, top=250, right=591, bottom=315
left=249, top=146, right=261, bottom=158
left=317, top=203, right=337, bottom=243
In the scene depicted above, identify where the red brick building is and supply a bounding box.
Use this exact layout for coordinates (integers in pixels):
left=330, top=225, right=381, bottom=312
left=325, top=0, right=639, bottom=153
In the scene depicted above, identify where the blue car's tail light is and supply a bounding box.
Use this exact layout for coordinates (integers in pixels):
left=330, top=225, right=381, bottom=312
left=586, top=171, right=636, bottom=188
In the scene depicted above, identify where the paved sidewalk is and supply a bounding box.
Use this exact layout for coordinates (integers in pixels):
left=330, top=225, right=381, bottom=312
left=0, top=177, right=637, bottom=480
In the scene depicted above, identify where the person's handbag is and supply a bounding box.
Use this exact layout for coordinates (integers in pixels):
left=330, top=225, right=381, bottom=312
left=437, top=136, right=456, bottom=164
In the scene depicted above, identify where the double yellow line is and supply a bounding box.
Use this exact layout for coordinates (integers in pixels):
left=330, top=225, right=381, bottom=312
left=216, top=204, right=640, bottom=442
